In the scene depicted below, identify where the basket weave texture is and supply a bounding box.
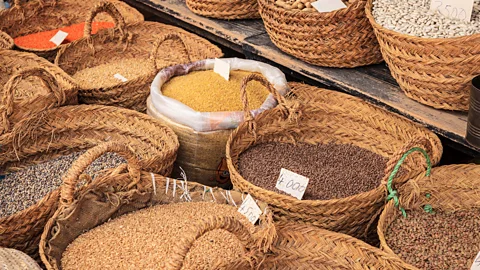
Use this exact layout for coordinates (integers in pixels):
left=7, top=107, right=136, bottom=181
left=365, top=0, right=480, bottom=111
left=258, top=0, right=382, bottom=68
left=0, top=30, right=13, bottom=50
left=0, top=248, right=42, bottom=270
left=0, top=0, right=143, bottom=60
left=227, top=81, right=442, bottom=240
left=186, top=0, right=260, bottom=20
left=0, top=105, right=179, bottom=261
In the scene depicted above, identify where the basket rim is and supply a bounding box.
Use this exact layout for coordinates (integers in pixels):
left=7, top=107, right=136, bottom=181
left=258, top=0, right=364, bottom=18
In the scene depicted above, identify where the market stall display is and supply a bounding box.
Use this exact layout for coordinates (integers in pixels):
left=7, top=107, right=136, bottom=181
left=0, top=247, right=42, bottom=270
left=186, top=0, right=260, bottom=19
left=0, top=30, right=13, bottom=49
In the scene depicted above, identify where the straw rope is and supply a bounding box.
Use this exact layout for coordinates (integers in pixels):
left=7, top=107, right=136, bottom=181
left=0, top=30, right=13, bottom=50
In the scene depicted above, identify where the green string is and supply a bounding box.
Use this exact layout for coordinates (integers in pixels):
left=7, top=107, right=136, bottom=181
left=386, top=147, right=432, bottom=217
left=423, top=193, right=434, bottom=213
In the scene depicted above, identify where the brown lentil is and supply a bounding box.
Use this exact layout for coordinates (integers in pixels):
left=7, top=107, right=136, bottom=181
left=161, top=70, right=270, bottom=112
left=61, top=202, right=252, bottom=270
left=386, top=209, right=480, bottom=270
left=0, top=151, right=126, bottom=218
left=238, top=142, right=388, bottom=200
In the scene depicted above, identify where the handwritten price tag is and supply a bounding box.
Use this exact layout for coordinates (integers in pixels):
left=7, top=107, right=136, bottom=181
left=275, top=168, right=309, bottom=200
left=311, top=0, right=347, bottom=13
left=430, top=0, right=474, bottom=22
left=471, top=251, right=480, bottom=270
left=213, top=58, right=230, bottom=81
left=49, top=30, right=69, bottom=46
left=238, top=194, right=262, bottom=224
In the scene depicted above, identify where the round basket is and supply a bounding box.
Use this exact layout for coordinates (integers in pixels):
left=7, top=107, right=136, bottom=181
left=365, top=0, right=480, bottom=111
left=0, top=30, right=13, bottom=50
left=186, top=0, right=260, bottom=20
left=0, top=247, right=42, bottom=270
left=0, top=50, right=78, bottom=135
left=39, top=143, right=273, bottom=270
left=378, top=164, right=480, bottom=269
left=0, top=0, right=143, bottom=60
left=226, top=81, right=442, bottom=240
left=258, top=0, right=382, bottom=68
left=56, top=2, right=223, bottom=112
left=0, top=104, right=179, bottom=261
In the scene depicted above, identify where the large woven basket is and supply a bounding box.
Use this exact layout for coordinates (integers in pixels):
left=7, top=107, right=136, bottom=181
left=0, top=104, right=178, bottom=261
left=0, top=50, right=78, bottom=135
left=40, top=143, right=273, bottom=270
left=56, top=2, right=223, bottom=112
left=258, top=0, right=382, bottom=68
left=365, top=0, right=480, bottom=111
left=377, top=164, right=480, bottom=269
left=227, top=80, right=442, bottom=240
left=186, top=0, right=260, bottom=20
left=0, top=0, right=143, bottom=61
left=0, top=30, right=13, bottom=50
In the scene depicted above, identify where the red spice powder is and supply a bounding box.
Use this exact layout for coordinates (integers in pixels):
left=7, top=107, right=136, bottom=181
left=14, top=22, right=115, bottom=49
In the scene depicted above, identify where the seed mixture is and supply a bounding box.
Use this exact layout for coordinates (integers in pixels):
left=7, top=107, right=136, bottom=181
left=274, top=0, right=317, bottom=11
left=72, top=58, right=155, bottom=88
left=372, top=0, right=480, bottom=38
left=162, top=70, right=270, bottom=112
left=238, top=142, right=388, bottom=200
left=0, top=151, right=126, bottom=218
left=61, top=202, right=252, bottom=270
left=386, top=209, right=480, bottom=269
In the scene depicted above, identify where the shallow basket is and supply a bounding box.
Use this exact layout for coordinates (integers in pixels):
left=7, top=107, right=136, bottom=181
left=56, top=2, right=223, bottom=112
left=378, top=164, right=480, bottom=269
left=186, top=0, right=260, bottom=20
left=258, top=0, right=382, bottom=68
left=365, top=0, right=480, bottom=111
left=0, top=30, right=13, bottom=50
left=0, top=104, right=178, bottom=261
left=226, top=81, right=442, bottom=240
left=0, top=0, right=143, bottom=60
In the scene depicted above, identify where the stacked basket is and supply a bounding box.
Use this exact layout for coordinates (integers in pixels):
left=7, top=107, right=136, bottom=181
left=186, top=0, right=260, bottom=19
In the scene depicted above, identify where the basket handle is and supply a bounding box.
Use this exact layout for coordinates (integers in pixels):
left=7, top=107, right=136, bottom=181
left=83, top=1, right=126, bottom=38
left=150, top=33, right=191, bottom=68
left=60, top=142, right=141, bottom=205
left=0, top=67, right=65, bottom=135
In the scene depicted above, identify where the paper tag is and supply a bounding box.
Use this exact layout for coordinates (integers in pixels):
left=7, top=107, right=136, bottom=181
left=430, top=0, right=474, bottom=22
left=114, top=73, right=128, bottom=82
left=238, top=194, right=262, bottom=224
left=311, top=0, right=347, bottom=13
left=471, top=251, right=480, bottom=270
left=49, top=30, right=69, bottom=46
left=213, top=58, right=230, bottom=81
left=275, top=168, right=309, bottom=200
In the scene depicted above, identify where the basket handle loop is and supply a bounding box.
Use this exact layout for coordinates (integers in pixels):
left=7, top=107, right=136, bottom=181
left=83, top=1, right=126, bottom=38
left=0, top=67, right=65, bottom=135
left=60, top=142, right=141, bottom=205
left=150, top=33, right=191, bottom=69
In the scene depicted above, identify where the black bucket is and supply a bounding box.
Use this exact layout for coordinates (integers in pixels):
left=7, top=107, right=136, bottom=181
left=466, top=75, right=480, bottom=148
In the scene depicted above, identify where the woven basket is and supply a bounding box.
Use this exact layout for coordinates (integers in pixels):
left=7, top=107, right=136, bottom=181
left=0, top=0, right=143, bottom=61
left=55, top=2, right=223, bottom=112
left=365, top=0, right=480, bottom=111
left=39, top=142, right=273, bottom=270
left=0, top=50, right=78, bottom=135
left=0, top=104, right=178, bottom=261
left=226, top=80, right=442, bottom=240
left=0, top=247, right=42, bottom=270
left=258, top=0, right=382, bottom=68
left=378, top=164, right=480, bottom=269
left=186, top=0, right=260, bottom=20
left=0, top=30, right=13, bottom=50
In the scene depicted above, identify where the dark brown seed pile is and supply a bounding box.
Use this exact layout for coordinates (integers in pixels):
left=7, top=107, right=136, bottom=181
left=238, top=142, right=388, bottom=200
left=386, top=209, right=480, bottom=269
left=0, top=151, right=126, bottom=218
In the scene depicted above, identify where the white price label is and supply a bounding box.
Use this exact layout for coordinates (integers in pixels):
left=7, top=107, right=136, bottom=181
left=238, top=194, right=262, bottom=224
left=49, top=30, right=69, bottom=46
left=275, top=168, right=309, bottom=200
left=471, top=251, right=480, bottom=270
left=114, top=73, right=128, bottom=82
left=213, top=58, right=230, bottom=81
left=430, top=0, right=474, bottom=22
left=311, top=0, right=347, bottom=13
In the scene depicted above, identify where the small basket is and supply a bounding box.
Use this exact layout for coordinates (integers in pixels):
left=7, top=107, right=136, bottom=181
left=227, top=81, right=442, bottom=240
left=258, top=0, right=382, bottom=68
left=56, top=2, right=223, bottom=112
left=365, top=0, right=480, bottom=111
left=0, top=105, right=179, bottom=261
left=0, top=30, right=13, bottom=50
left=0, top=50, right=78, bottom=135
left=186, top=0, right=260, bottom=20
left=0, top=0, right=143, bottom=60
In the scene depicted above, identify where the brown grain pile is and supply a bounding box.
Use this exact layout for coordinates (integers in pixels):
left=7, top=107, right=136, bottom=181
left=386, top=209, right=480, bottom=269
left=61, top=202, right=253, bottom=270
left=162, top=70, right=270, bottom=112
left=238, top=142, right=388, bottom=200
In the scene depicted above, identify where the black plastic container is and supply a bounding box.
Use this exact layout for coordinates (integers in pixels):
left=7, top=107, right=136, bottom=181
left=466, top=75, right=480, bottom=148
